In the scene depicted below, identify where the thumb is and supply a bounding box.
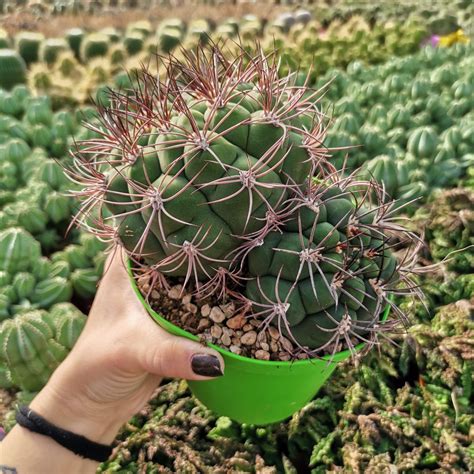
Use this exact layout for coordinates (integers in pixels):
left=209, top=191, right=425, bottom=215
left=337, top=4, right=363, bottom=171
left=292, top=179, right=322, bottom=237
left=137, top=327, right=225, bottom=381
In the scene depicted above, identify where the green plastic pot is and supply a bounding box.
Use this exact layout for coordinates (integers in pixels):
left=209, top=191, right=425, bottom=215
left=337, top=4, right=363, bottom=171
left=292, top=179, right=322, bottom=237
left=129, top=263, right=390, bottom=425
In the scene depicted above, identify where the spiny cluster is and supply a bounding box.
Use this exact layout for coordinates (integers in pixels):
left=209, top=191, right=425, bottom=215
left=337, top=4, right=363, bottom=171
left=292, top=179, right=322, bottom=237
left=70, top=44, right=421, bottom=357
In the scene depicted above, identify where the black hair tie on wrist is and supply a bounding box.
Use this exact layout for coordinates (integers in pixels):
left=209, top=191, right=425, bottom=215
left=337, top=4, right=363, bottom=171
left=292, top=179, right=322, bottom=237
left=16, top=405, right=113, bottom=462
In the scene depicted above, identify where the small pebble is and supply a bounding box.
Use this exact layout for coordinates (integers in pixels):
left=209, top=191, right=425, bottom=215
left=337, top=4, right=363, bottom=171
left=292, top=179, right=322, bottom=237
left=260, top=342, right=270, bottom=351
left=211, top=325, right=223, bottom=339
left=268, top=326, right=280, bottom=340
left=250, top=319, right=261, bottom=327
left=243, top=324, right=253, bottom=332
left=221, top=333, right=232, bottom=346
left=280, top=336, right=293, bottom=352
left=210, top=306, right=226, bottom=323
left=257, top=331, right=267, bottom=342
left=201, top=304, right=211, bottom=317
left=197, top=318, right=211, bottom=331
left=255, top=350, right=270, bottom=360
left=270, top=341, right=279, bottom=353
left=241, top=330, right=257, bottom=345
left=168, top=286, right=182, bottom=300
left=151, top=290, right=160, bottom=299
left=230, top=345, right=242, bottom=355
left=226, top=314, right=245, bottom=329
left=184, top=303, right=198, bottom=314
left=182, top=294, right=192, bottom=305
left=220, top=302, right=235, bottom=317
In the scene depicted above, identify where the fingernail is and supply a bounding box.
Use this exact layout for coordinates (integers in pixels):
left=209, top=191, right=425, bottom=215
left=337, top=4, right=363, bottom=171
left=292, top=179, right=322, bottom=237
left=191, top=354, right=224, bottom=377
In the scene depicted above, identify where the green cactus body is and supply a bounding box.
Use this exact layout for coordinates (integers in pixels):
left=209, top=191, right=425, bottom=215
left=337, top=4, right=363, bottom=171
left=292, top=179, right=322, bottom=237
left=15, top=32, right=44, bottom=64
left=0, top=49, right=27, bottom=90
left=158, top=29, right=182, bottom=53
left=124, top=33, right=144, bottom=56
left=12, top=272, right=36, bottom=300
left=44, top=191, right=71, bottom=224
left=0, top=228, right=41, bottom=273
left=361, top=155, right=398, bottom=198
left=407, top=126, right=439, bottom=158
left=65, top=28, right=84, bottom=58
left=40, top=38, right=69, bottom=65
left=72, top=46, right=419, bottom=356
left=46, top=303, right=86, bottom=351
left=35, top=159, right=68, bottom=190
left=80, top=33, right=109, bottom=62
left=0, top=310, right=68, bottom=391
left=31, top=277, right=73, bottom=308
left=25, top=97, right=53, bottom=126
left=71, top=268, right=99, bottom=299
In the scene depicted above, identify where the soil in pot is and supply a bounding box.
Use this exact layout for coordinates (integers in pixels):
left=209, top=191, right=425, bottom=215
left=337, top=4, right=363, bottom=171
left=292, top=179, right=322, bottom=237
left=134, top=269, right=353, bottom=362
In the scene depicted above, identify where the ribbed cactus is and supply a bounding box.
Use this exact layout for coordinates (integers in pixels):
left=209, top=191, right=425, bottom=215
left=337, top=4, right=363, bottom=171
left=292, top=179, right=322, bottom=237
left=0, top=310, right=67, bottom=391
left=80, top=33, right=109, bottom=62
left=71, top=45, right=420, bottom=357
left=123, top=32, right=144, bottom=56
left=0, top=228, right=41, bottom=274
left=40, top=38, right=69, bottom=65
left=15, top=32, right=44, bottom=65
left=65, top=28, right=84, bottom=58
left=0, top=49, right=27, bottom=90
left=0, top=304, right=85, bottom=391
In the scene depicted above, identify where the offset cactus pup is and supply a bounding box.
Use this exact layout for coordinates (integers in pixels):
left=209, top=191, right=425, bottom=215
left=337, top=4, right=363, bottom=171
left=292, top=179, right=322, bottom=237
left=71, top=44, right=422, bottom=423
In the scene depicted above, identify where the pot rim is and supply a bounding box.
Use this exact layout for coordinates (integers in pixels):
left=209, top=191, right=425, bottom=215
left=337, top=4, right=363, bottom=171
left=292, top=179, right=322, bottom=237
left=128, top=259, right=391, bottom=367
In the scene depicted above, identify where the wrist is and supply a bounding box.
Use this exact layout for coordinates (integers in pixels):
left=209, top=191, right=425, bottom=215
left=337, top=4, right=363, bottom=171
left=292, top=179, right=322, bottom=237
left=29, top=366, right=126, bottom=445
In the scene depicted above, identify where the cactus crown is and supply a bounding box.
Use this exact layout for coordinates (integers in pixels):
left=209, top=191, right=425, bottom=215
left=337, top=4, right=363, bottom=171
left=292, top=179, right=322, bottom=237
left=71, top=44, right=421, bottom=358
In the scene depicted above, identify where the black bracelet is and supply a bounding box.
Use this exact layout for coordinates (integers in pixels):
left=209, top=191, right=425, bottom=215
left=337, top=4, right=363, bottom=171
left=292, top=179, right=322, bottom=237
left=15, top=405, right=113, bottom=462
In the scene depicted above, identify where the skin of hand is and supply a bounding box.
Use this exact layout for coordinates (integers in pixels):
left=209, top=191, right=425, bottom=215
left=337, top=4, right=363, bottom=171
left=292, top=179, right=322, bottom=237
left=0, top=248, right=224, bottom=472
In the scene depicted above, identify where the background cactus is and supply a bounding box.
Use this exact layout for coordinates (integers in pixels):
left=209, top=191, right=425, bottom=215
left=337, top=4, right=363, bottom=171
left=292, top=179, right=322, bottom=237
left=0, top=49, right=27, bottom=90
left=0, top=304, right=85, bottom=391
left=80, top=33, right=110, bottom=62
left=15, top=32, right=44, bottom=65
left=71, top=45, right=420, bottom=357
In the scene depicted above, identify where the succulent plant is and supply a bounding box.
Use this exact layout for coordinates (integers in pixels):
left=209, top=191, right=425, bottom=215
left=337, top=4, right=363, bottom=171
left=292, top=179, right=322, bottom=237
left=65, top=28, right=85, bottom=58
left=40, top=38, right=70, bottom=65
left=0, top=310, right=67, bottom=391
left=80, top=33, right=110, bottom=62
left=15, top=32, right=44, bottom=65
left=0, top=49, right=27, bottom=90
left=0, top=228, right=42, bottom=274
left=0, top=304, right=85, bottom=391
left=71, top=45, right=421, bottom=358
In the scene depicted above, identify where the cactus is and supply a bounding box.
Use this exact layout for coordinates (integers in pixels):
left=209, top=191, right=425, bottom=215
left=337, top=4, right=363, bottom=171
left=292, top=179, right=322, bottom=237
left=80, top=33, right=109, bottom=62
left=71, top=45, right=420, bottom=357
left=65, top=28, right=84, bottom=58
left=15, top=32, right=44, bottom=64
left=0, top=228, right=41, bottom=273
left=0, top=310, right=68, bottom=391
left=30, top=277, right=73, bottom=308
left=0, top=49, right=27, bottom=90
left=45, top=303, right=86, bottom=350
left=407, top=126, right=439, bottom=158
left=123, top=32, right=144, bottom=56
left=158, top=28, right=182, bottom=53
left=0, top=304, right=85, bottom=392
left=71, top=268, right=99, bottom=299
left=40, top=38, right=69, bottom=65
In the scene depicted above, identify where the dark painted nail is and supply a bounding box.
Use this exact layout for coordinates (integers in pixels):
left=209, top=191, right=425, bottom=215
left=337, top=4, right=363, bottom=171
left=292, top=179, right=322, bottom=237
left=191, top=354, right=223, bottom=377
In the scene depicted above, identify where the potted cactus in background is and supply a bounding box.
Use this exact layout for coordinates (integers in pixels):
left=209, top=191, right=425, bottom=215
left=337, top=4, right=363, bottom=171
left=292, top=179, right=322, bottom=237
left=70, top=44, right=422, bottom=424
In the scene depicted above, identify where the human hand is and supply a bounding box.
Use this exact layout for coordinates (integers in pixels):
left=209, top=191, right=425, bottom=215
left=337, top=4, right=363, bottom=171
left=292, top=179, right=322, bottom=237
left=29, top=247, right=224, bottom=445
